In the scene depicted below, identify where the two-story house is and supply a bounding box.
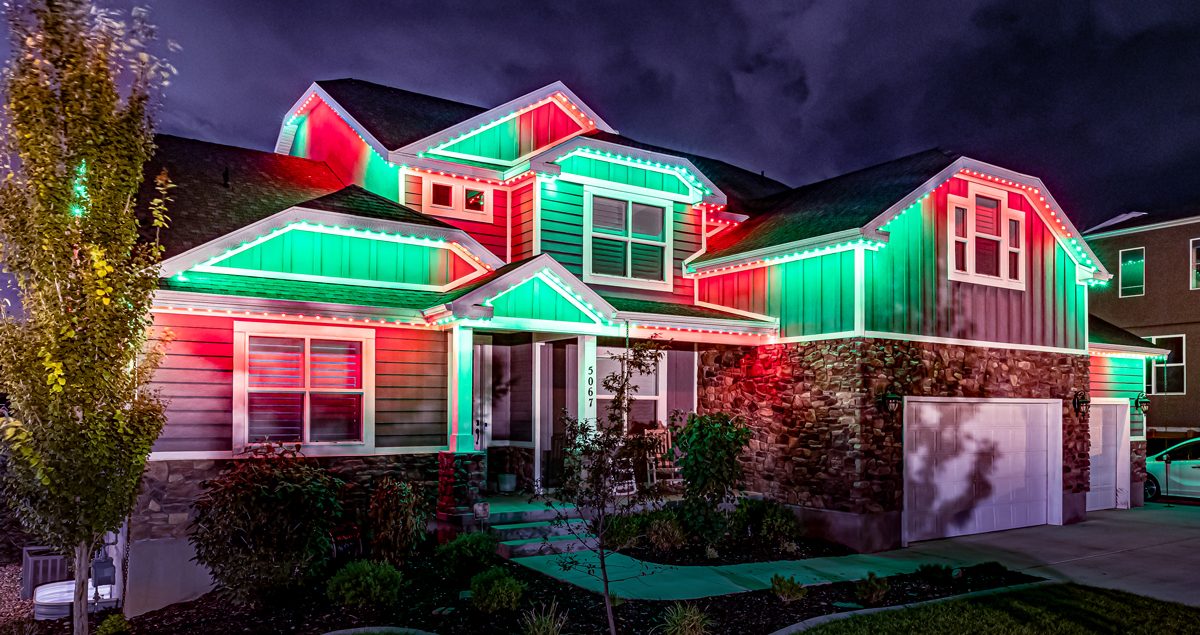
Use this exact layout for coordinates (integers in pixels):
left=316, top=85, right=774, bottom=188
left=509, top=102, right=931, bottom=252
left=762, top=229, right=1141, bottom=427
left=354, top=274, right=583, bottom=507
left=121, top=78, right=1166, bottom=615
left=1086, top=207, right=1200, bottom=453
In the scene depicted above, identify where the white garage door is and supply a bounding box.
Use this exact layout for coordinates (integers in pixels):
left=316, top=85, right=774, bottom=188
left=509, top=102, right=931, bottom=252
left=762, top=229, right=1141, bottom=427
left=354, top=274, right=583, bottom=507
left=1086, top=404, right=1118, bottom=511
left=904, top=399, right=1057, bottom=543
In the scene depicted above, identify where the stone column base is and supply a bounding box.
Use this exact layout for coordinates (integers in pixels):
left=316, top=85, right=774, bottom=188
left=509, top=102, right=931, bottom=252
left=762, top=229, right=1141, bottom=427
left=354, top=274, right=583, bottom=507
left=790, top=506, right=902, bottom=553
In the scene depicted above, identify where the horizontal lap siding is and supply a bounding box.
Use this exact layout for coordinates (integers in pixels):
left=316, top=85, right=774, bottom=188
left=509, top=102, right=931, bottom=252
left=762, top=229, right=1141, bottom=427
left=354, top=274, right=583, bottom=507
left=403, top=176, right=509, bottom=264
left=541, top=181, right=585, bottom=274
left=1090, top=355, right=1148, bottom=435
left=866, top=179, right=1087, bottom=350
left=374, top=327, right=448, bottom=448
left=404, top=175, right=423, bottom=211
left=512, top=183, right=536, bottom=262
left=673, top=202, right=701, bottom=299
left=151, top=313, right=234, bottom=453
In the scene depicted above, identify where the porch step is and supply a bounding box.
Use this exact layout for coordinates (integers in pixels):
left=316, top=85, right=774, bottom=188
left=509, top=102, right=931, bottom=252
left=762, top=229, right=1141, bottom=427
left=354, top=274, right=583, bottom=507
left=490, top=518, right=589, bottom=542
left=485, top=504, right=578, bottom=525
left=497, top=533, right=595, bottom=559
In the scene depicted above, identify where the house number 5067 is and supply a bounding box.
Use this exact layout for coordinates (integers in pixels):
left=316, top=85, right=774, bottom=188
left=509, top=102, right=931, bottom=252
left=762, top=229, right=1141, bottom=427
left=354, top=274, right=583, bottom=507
left=587, top=364, right=595, bottom=408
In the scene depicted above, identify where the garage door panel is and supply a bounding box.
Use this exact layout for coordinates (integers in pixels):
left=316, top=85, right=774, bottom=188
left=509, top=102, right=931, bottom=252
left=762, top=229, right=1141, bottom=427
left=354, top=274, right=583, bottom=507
left=1086, top=404, right=1119, bottom=512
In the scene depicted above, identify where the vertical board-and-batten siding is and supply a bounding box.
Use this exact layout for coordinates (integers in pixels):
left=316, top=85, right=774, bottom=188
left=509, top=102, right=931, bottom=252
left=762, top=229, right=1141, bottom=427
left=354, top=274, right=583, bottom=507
left=149, top=313, right=448, bottom=453
left=401, top=175, right=510, bottom=264
left=438, top=102, right=581, bottom=162
left=539, top=180, right=700, bottom=299
left=511, top=183, right=536, bottom=262
left=697, top=250, right=856, bottom=337
left=865, top=177, right=1087, bottom=350
left=289, top=99, right=399, bottom=200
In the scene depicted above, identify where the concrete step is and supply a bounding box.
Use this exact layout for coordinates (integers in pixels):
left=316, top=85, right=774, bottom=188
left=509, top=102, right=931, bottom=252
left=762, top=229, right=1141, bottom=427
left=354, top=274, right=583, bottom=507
left=498, top=533, right=595, bottom=559
left=490, top=518, right=590, bottom=542
left=485, top=504, right=578, bottom=525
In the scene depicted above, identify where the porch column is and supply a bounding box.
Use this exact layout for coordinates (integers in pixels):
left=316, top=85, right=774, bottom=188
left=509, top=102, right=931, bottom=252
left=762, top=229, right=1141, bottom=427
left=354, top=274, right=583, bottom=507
left=447, top=324, right=474, bottom=451
left=577, top=335, right=597, bottom=425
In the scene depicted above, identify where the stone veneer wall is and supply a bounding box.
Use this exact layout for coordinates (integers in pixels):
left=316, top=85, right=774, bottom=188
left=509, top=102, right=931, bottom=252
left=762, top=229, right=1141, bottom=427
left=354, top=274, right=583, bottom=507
left=131, top=454, right=440, bottom=542
left=1131, top=440, right=1147, bottom=484
left=697, top=338, right=1090, bottom=515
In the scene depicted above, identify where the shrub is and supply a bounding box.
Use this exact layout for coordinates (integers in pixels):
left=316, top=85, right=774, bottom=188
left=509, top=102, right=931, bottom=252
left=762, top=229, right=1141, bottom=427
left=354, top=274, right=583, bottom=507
left=770, top=574, right=808, bottom=603
left=369, top=477, right=431, bottom=566
left=761, top=504, right=802, bottom=541
left=704, top=544, right=719, bottom=559
left=968, top=561, right=1009, bottom=580
left=95, top=614, right=129, bottom=635
left=915, top=563, right=953, bottom=585
left=471, top=567, right=525, bottom=613
left=729, top=497, right=802, bottom=542
left=189, top=443, right=345, bottom=602
left=647, top=516, right=687, bottom=551
left=326, top=560, right=404, bottom=607
left=780, top=540, right=798, bottom=554
left=521, top=601, right=568, bottom=635
left=855, top=572, right=890, bottom=606
left=603, top=513, right=643, bottom=550
left=675, top=412, right=752, bottom=544
left=436, top=531, right=498, bottom=578
left=653, top=603, right=713, bottom=635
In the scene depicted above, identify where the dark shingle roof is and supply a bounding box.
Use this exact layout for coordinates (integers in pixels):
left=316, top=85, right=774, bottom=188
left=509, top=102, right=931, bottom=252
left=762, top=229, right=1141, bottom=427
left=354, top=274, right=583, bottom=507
left=696, top=149, right=959, bottom=264
left=316, top=79, right=486, bottom=150
left=1088, top=314, right=1159, bottom=350
left=1084, top=205, right=1200, bottom=235
left=139, top=135, right=347, bottom=258
left=298, top=185, right=456, bottom=230
left=586, top=131, right=790, bottom=207
left=603, top=296, right=765, bottom=323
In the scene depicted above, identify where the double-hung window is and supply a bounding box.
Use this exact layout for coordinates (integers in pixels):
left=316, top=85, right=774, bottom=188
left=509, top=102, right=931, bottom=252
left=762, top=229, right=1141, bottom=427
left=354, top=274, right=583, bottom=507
left=234, top=323, right=375, bottom=453
left=584, top=187, right=672, bottom=291
left=1119, top=247, right=1145, bottom=297
left=947, top=184, right=1024, bottom=290
left=595, top=347, right=665, bottom=432
left=1145, top=335, right=1185, bottom=395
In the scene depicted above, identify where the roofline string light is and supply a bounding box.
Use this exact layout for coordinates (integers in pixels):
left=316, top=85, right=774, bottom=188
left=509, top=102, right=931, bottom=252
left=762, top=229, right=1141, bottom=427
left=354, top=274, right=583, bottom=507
left=552, top=147, right=714, bottom=197
left=423, top=92, right=596, bottom=156
left=688, top=238, right=885, bottom=275
left=1088, top=349, right=1167, bottom=361
left=286, top=92, right=398, bottom=169
left=152, top=305, right=428, bottom=328
left=480, top=267, right=614, bottom=325
left=629, top=323, right=771, bottom=337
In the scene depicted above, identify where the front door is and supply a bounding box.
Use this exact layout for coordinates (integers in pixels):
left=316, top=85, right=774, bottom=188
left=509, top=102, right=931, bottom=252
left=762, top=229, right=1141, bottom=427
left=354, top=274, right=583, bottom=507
left=1164, top=439, right=1200, bottom=497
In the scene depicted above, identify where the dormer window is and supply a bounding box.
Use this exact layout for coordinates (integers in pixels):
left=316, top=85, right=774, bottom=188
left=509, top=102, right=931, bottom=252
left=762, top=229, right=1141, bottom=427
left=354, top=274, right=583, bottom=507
left=419, top=174, right=493, bottom=223
left=948, top=184, right=1025, bottom=291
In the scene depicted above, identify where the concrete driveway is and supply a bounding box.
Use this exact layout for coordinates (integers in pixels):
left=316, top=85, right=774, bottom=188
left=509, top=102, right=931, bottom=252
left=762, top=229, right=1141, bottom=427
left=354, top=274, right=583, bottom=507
left=872, top=502, right=1200, bottom=606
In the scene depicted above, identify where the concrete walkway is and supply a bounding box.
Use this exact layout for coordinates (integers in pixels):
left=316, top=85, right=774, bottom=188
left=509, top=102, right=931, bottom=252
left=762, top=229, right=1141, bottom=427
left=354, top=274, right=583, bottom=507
left=515, top=502, right=1200, bottom=603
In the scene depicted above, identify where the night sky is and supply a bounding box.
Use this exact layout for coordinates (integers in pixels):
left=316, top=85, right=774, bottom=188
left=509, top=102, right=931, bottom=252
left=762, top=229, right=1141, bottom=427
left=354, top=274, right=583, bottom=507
left=143, top=0, right=1200, bottom=229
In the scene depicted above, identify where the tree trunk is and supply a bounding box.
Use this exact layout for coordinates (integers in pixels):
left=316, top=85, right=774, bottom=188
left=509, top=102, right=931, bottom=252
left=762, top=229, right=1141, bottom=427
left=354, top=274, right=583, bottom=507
left=73, top=541, right=89, bottom=635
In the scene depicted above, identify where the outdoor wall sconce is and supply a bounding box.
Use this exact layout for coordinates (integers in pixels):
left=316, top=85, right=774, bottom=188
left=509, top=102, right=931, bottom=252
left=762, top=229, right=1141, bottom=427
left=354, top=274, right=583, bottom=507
left=1072, top=390, right=1091, bottom=417
left=1135, top=392, right=1150, bottom=414
left=880, top=389, right=903, bottom=416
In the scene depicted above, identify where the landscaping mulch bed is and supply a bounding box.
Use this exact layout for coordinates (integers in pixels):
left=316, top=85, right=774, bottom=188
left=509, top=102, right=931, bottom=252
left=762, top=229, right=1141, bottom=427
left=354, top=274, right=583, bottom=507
left=0, top=563, right=32, bottom=624
left=620, top=535, right=856, bottom=566
left=38, top=557, right=1039, bottom=635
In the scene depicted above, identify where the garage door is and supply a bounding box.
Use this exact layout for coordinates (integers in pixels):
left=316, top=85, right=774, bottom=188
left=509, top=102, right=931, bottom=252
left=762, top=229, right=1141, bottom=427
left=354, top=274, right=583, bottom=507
left=904, top=400, right=1057, bottom=543
left=1086, top=404, right=1118, bottom=511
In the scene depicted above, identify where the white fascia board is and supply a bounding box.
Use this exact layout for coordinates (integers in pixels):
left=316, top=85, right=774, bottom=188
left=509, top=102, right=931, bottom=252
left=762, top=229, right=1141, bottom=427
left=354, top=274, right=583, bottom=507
left=613, top=310, right=777, bottom=335
left=153, top=290, right=428, bottom=323
left=1084, top=215, right=1200, bottom=239
left=446, top=254, right=618, bottom=321
left=390, top=81, right=618, bottom=162
left=400, top=156, right=509, bottom=181
left=1082, top=212, right=1148, bottom=236
left=691, top=228, right=864, bottom=274
left=159, top=205, right=506, bottom=277
left=528, top=137, right=727, bottom=206
left=1088, top=342, right=1171, bottom=358
left=273, top=83, right=390, bottom=160
left=862, top=157, right=1112, bottom=280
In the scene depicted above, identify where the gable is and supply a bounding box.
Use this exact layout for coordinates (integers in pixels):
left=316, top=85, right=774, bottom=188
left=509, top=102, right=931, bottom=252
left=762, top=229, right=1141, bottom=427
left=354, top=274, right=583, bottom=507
left=484, top=275, right=597, bottom=324
left=556, top=153, right=691, bottom=196
left=429, top=101, right=584, bottom=166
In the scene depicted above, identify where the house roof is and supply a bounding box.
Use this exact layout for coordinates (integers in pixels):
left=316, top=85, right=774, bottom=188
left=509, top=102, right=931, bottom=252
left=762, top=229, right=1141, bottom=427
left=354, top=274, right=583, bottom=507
left=695, top=149, right=959, bottom=264
left=603, top=296, right=765, bottom=323
left=159, top=271, right=452, bottom=310
left=1088, top=314, right=1157, bottom=350
left=296, top=185, right=456, bottom=230
left=1084, top=204, right=1200, bottom=236
left=315, top=78, right=487, bottom=150
left=139, top=135, right=347, bottom=259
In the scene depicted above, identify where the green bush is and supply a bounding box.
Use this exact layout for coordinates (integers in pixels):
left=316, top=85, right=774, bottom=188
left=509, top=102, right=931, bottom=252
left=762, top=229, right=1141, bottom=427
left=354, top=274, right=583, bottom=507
left=471, top=567, right=525, bottom=613
left=915, top=563, right=954, bottom=585
left=603, top=513, right=643, bottom=550
left=326, top=560, right=404, bottom=607
left=436, top=531, right=498, bottom=578
left=189, top=443, right=345, bottom=602
left=771, top=574, right=808, bottom=603
left=647, top=516, right=687, bottom=551
left=653, top=603, right=713, bottom=635
left=729, top=497, right=802, bottom=542
left=95, top=614, right=129, bottom=635
left=675, top=412, right=752, bottom=544
left=369, top=477, right=430, bottom=566
left=855, top=571, right=890, bottom=606
left=761, top=503, right=802, bottom=541
left=521, top=601, right=568, bottom=635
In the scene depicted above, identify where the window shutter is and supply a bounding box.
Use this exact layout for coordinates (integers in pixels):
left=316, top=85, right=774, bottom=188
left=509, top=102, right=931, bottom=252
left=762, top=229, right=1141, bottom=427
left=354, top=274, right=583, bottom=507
left=591, top=237, right=627, bottom=277
left=630, top=243, right=665, bottom=281
left=310, top=340, right=363, bottom=389
left=248, top=337, right=304, bottom=388
left=592, top=196, right=627, bottom=235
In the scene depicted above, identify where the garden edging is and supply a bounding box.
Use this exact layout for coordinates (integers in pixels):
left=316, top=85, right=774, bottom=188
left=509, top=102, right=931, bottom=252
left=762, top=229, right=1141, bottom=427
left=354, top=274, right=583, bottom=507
left=767, top=580, right=1056, bottom=634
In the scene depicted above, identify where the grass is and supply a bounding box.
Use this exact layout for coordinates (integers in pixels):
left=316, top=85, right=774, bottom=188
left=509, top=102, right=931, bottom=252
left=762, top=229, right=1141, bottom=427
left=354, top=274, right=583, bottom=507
left=804, top=583, right=1200, bottom=635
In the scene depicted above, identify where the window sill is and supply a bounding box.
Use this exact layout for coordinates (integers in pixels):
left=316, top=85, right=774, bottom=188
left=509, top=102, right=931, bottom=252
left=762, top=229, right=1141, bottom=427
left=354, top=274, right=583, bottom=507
left=583, top=271, right=672, bottom=292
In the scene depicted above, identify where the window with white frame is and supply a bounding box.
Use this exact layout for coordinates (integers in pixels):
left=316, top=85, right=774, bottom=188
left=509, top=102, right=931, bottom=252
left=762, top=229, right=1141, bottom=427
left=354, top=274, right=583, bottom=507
left=1191, top=238, right=1200, bottom=290
left=420, top=175, right=493, bottom=223
left=947, top=184, right=1024, bottom=290
left=1119, top=247, right=1145, bottom=297
left=584, top=187, right=672, bottom=291
left=1145, top=335, right=1185, bottom=395
left=235, top=323, right=375, bottom=450
left=595, top=347, right=665, bottom=431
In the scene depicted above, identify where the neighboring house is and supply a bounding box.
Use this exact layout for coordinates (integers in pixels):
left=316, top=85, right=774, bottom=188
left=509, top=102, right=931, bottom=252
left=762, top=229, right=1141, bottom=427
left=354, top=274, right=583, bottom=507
left=1085, top=207, right=1200, bottom=453
left=122, top=78, right=1166, bottom=614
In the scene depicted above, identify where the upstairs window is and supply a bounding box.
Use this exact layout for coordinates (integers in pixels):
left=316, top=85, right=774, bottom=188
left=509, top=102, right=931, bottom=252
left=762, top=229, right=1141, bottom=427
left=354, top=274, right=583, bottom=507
left=1145, top=335, right=1185, bottom=395
left=947, top=185, right=1024, bottom=290
left=584, top=187, right=672, bottom=291
left=419, top=175, right=493, bottom=223
left=1191, top=238, right=1200, bottom=290
left=1119, top=247, right=1145, bottom=297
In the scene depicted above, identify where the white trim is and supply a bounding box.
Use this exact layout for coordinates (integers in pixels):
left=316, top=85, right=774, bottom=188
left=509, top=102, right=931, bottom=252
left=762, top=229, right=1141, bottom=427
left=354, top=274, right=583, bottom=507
left=861, top=330, right=1087, bottom=356
left=446, top=254, right=618, bottom=321
left=418, top=172, right=495, bottom=224
left=486, top=270, right=603, bottom=326
left=154, top=291, right=428, bottom=324
left=232, top=321, right=376, bottom=455
left=901, top=396, right=1064, bottom=547
left=1088, top=342, right=1171, bottom=358
left=533, top=177, right=543, bottom=255
left=691, top=228, right=864, bottom=273
left=581, top=185, right=674, bottom=292
left=558, top=172, right=698, bottom=204
left=1118, top=247, right=1146, bottom=298
left=615, top=310, right=776, bottom=334
left=149, top=451, right=236, bottom=461
left=596, top=345, right=668, bottom=430
left=694, top=300, right=776, bottom=323
left=425, top=98, right=592, bottom=168
left=1085, top=214, right=1200, bottom=239
left=274, top=83, right=389, bottom=159
left=533, top=341, right=543, bottom=493
left=1191, top=237, right=1200, bottom=291
left=946, top=182, right=1026, bottom=291
left=1091, top=397, right=1133, bottom=510
left=578, top=335, right=598, bottom=425
left=854, top=246, right=866, bottom=333
left=775, top=330, right=862, bottom=345
left=1147, top=334, right=1186, bottom=396
left=465, top=316, right=604, bottom=336
left=447, top=325, right=473, bottom=452
left=473, top=334, right=493, bottom=452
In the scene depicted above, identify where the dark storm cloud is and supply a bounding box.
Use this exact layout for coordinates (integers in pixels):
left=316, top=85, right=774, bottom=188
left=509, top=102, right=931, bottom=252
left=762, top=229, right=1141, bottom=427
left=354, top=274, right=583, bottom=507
left=141, top=0, right=1200, bottom=227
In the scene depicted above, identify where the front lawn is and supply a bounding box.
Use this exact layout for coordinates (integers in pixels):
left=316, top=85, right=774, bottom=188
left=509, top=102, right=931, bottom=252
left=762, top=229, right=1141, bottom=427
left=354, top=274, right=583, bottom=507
left=804, top=582, right=1200, bottom=635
